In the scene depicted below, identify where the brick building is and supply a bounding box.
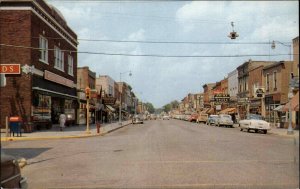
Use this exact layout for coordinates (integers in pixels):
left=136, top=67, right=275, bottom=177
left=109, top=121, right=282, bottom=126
left=77, top=67, right=96, bottom=124
left=263, top=61, right=293, bottom=124
left=236, top=60, right=274, bottom=119
left=0, top=0, right=78, bottom=130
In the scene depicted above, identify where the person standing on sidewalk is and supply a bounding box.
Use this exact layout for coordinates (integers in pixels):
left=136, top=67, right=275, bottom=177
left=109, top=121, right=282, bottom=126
left=59, top=113, right=66, bottom=131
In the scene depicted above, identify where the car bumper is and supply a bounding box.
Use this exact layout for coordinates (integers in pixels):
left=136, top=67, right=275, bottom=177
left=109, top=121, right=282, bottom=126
left=20, top=177, right=28, bottom=189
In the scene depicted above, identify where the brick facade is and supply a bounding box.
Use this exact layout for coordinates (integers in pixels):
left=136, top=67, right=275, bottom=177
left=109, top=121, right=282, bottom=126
left=0, top=0, right=78, bottom=129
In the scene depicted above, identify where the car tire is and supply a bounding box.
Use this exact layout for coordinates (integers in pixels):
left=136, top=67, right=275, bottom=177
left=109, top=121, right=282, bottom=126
left=263, top=130, right=267, bottom=134
left=255, top=129, right=258, bottom=133
left=247, top=129, right=250, bottom=132
left=240, top=128, right=243, bottom=131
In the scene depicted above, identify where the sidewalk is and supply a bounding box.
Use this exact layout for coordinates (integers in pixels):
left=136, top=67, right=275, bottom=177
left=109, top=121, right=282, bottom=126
left=268, top=126, right=299, bottom=138
left=233, top=123, right=299, bottom=138
left=0, top=120, right=132, bottom=142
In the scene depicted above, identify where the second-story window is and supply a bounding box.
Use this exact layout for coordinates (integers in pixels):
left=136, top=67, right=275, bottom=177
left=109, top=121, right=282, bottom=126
left=266, top=73, right=270, bottom=91
left=68, top=55, right=73, bottom=76
left=54, top=46, right=64, bottom=71
left=273, top=71, right=277, bottom=90
left=39, top=35, right=48, bottom=63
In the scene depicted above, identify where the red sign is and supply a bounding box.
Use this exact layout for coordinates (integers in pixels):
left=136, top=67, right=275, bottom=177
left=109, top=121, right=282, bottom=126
left=0, top=64, right=20, bottom=74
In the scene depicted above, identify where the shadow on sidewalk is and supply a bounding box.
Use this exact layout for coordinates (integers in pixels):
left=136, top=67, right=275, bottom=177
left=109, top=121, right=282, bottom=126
left=2, top=147, right=51, bottom=160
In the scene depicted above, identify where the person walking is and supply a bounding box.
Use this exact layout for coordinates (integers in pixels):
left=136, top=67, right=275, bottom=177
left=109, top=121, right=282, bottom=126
left=59, top=112, right=66, bottom=131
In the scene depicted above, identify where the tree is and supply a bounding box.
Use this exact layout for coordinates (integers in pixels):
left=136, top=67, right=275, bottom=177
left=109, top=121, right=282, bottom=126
left=163, top=104, right=172, bottom=113
left=144, top=102, right=155, bottom=113
left=170, top=100, right=179, bottom=109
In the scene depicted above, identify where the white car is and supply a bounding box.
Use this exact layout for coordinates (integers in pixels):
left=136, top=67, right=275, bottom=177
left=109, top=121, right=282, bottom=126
left=162, top=115, right=170, bottom=120
left=239, top=114, right=270, bottom=134
left=217, top=114, right=234, bottom=127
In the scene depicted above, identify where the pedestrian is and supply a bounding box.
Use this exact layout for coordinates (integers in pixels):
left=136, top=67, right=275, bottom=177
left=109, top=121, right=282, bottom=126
left=59, top=112, right=66, bottom=131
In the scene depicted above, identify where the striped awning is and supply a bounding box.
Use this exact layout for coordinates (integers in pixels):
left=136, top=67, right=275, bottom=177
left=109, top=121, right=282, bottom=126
left=283, top=92, right=299, bottom=111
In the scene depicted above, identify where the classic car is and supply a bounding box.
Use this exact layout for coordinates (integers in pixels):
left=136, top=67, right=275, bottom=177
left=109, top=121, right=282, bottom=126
left=1, top=151, right=28, bottom=189
left=239, top=114, right=270, bottom=134
left=196, top=113, right=208, bottom=124
left=132, top=114, right=144, bottom=124
left=217, top=114, right=234, bottom=127
left=162, top=115, right=170, bottom=120
left=206, top=115, right=219, bottom=126
left=189, top=113, right=198, bottom=122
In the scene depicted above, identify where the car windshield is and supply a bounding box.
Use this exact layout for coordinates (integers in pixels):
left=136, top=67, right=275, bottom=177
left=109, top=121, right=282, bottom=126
left=221, top=115, right=231, bottom=118
left=247, top=114, right=263, bottom=120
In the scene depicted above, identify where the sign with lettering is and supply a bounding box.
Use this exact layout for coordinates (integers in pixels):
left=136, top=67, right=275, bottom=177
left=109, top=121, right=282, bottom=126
left=44, top=70, right=74, bottom=88
left=102, top=97, right=116, bottom=105
left=0, top=64, right=20, bottom=74
left=214, top=94, right=230, bottom=102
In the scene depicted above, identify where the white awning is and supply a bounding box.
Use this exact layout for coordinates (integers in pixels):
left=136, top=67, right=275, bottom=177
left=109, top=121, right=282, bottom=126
left=106, top=105, right=115, bottom=112
left=273, top=105, right=284, bottom=111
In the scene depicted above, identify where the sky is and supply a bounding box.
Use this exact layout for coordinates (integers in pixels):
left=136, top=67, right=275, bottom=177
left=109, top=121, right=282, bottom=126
left=46, top=0, right=299, bottom=108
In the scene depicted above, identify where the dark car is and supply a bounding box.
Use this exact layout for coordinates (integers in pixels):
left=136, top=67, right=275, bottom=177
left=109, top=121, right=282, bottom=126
left=1, top=152, right=28, bottom=189
left=206, top=115, right=219, bottom=126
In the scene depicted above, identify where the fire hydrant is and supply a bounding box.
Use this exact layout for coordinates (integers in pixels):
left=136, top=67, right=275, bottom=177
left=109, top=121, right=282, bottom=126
left=96, top=122, right=101, bottom=134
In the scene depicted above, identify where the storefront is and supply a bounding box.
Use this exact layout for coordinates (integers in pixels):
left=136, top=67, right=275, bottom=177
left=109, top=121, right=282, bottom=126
left=32, top=72, right=77, bottom=128
left=265, top=94, right=280, bottom=123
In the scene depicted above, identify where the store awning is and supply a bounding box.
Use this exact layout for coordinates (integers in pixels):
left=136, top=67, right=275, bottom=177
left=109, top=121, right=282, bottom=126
left=219, top=108, right=236, bottom=114
left=273, top=105, right=284, bottom=112
left=283, top=92, right=299, bottom=111
left=207, top=108, right=214, bottom=114
left=106, top=105, right=115, bottom=112
left=32, top=87, right=77, bottom=99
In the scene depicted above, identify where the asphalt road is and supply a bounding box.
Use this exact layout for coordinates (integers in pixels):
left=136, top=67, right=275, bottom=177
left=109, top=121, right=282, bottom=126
left=2, top=119, right=299, bottom=189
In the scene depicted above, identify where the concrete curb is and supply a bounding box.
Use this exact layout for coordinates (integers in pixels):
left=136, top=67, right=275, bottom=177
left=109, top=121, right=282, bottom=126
left=0, top=122, right=132, bottom=142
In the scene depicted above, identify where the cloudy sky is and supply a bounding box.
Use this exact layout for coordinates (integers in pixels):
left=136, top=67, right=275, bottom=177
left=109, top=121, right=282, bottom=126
left=47, top=0, right=299, bottom=108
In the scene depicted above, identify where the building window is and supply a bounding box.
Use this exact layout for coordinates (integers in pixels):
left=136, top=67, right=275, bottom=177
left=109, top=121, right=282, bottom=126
left=266, top=73, right=270, bottom=91
left=39, top=35, right=48, bottom=63
left=54, top=46, right=64, bottom=71
left=68, top=55, right=73, bottom=76
left=273, top=71, right=277, bottom=90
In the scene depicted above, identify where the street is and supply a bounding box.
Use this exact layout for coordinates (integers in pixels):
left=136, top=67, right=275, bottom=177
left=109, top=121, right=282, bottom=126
left=2, top=119, right=299, bottom=189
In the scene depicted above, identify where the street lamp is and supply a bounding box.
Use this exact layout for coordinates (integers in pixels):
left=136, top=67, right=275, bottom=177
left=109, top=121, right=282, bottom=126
left=271, top=40, right=293, bottom=135
left=119, top=71, right=132, bottom=125
left=271, top=40, right=292, bottom=61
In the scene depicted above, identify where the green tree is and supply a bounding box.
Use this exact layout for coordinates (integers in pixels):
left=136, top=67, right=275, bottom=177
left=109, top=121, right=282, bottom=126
left=163, top=104, right=172, bottom=113
left=144, top=102, right=155, bottom=113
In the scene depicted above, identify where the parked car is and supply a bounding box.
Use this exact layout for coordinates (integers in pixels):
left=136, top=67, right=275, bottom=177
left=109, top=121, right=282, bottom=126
left=184, top=114, right=191, bottom=121
left=206, top=115, right=219, bottom=126
left=150, top=114, right=157, bottom=120
left=189, top=113, right=198, bottom=122
left=162, top=115, right=170, bottom=120
left=217, top=114, right=234, bottom=127
left=196, top=113, right=208, bottom=123
left=1, top=151, right=28, bottom=189
left=239, top=114, right=270, bottom=134
left=132, top=114, right=144, bottom=124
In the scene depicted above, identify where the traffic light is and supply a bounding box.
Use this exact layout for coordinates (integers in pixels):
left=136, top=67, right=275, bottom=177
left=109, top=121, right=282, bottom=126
left=85, top=87, right=91, bottom=99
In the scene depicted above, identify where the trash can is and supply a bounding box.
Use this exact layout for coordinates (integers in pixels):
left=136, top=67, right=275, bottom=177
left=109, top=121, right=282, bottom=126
left=9, top=116, right=22, bottom=137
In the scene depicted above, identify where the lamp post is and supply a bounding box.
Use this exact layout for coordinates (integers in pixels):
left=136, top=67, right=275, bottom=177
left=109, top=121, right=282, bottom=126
left=271, top=40, right=293, bottom=135
left=119, top=71, right=132, bottom=125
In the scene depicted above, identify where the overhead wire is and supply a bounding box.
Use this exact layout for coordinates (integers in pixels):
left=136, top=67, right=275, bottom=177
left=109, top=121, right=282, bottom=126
left=0, top=43, right=294, bottom=58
